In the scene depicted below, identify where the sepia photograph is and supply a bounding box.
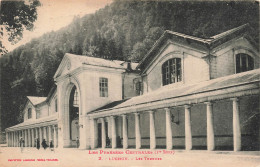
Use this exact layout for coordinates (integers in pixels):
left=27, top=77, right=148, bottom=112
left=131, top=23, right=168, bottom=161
left=0, top=0, right=259, bottom=166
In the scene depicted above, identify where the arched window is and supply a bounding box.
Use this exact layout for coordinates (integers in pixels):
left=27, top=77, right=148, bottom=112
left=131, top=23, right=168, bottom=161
left=28, top=108, right=32, bottom=119
left=162, top=58, right=182, bottom=86
left=236, top=53, right=254, bottom=73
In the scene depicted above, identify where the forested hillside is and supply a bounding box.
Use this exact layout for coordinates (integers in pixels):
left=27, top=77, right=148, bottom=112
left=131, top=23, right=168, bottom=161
left=0, top=1, right=259, bottom=130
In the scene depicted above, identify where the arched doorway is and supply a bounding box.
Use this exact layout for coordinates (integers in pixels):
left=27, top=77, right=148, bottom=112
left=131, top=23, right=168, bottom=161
left=69, top=86, right=80, bottom=147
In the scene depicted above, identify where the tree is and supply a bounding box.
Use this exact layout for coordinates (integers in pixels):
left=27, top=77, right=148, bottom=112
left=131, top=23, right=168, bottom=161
left=1, top=0, right=41, bottom=51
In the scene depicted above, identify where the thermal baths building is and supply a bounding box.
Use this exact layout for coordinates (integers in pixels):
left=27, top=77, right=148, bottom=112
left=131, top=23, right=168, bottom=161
left=6, top=24, right=260, bottom=151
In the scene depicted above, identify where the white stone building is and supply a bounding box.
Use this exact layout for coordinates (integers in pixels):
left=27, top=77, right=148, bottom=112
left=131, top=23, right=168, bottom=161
left=6, top=24, right=260, bottom=151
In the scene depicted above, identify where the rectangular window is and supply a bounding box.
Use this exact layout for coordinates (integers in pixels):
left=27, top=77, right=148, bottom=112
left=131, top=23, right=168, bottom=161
left=99, top=78, right=108, bottom=97
left=135, top=81, right=143, bottom=96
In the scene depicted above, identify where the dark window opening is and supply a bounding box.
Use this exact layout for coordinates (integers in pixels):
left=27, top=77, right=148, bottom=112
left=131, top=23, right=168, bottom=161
left=28, top=108, right=32, bottom=119
left=73, top=89, right=79, bottom=107
left=55, top=98, right=58, bottom=112
left=236, top=53, right=254, bottom=73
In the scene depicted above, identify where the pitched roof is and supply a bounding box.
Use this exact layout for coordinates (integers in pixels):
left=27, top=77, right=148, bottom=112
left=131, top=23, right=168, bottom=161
left=137, top=24, right=252, bottom=70
left=54, top=53, right=139, bottom=78
left=88, top=69, right=260, bottom=115
left=66, top=53, right=139, bottom=70
left=210, top=24, right=249, bottom=41
left=6, top=115, right=57, bottom=131
left=27, top=96, right=47, bottom=106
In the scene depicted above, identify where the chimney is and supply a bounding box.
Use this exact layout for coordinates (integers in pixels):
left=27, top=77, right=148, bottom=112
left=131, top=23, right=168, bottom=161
left=127, top=61, right=132, bottom=71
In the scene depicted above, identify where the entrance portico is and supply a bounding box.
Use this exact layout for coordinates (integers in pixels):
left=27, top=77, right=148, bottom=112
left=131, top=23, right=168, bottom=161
left=56, top=76, right=85, bottom=148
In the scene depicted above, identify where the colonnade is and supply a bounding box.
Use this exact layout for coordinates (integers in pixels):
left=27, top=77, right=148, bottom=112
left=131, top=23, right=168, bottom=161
left=91, top=98, right=242, bottom=151
left=6, top=124, right=58, bottom=148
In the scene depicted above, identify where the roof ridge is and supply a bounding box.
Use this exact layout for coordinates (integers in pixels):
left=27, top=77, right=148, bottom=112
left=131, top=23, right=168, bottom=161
left=27, top=96, right=46, bottom=98
left=27, top=96, right=47, bottom=106
left=165, top=30, right=212, bottom=43
left=66, top=53, right=121, bottom=62
left=210, top=23, right=249, bottom=40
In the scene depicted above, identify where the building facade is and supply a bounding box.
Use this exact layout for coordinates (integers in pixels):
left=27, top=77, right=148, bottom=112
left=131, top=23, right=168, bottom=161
left=6, top=24, right=260, bottom=151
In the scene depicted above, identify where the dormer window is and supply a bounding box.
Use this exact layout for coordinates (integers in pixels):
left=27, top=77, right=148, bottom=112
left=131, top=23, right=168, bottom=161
left=28, top=108, right=32, bottom=119
left=236, top=53, right=254, bottom=73
left=162, top=58, right=182, bottom=86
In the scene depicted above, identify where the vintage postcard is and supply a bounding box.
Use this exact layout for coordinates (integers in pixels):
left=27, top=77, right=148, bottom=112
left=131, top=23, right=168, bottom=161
left=0, top=0, right=259, bottom=167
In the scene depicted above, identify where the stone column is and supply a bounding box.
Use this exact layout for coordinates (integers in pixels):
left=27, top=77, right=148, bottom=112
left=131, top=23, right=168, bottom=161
left=111, top=116, right=117, bottom=149
left=17, top=131, right=19, bottom=146
left=35, top=128, right=38, bottom=140
left=6, top=132, right=9, bottom=147
left=14, top=131, right=17, bottom=147
left=25, top=130, right=28, bottom=147
left=39, top=127, right=42, bottom=144
left=28, top=129, right=31, bottom=147
left=22, top=130, right=25, bottom=145
left=10, top=132, right=12, bottom=147
left=31, top=129, right=35, bottom=147
left=91, top=119, right=98, bottom=149
left=20, top=131, right=22, bottom=146
left=6, top=133, right=8, bottom=147
left=9, top=132, right=12, bottom=147
left=12, top=132, right=14, bottom=147
left=9, top=133, right=11, bottom=147
left=165, top=108, right=173, bottom=150
left=149, top=111, right=156, bottom=149
left=11, top=132, right=13, bottom=147
left=48, top=126, right=52, bottom=145
left=53, top=125, right=57, bottom=148
left=205, top=102, right=215, bottom=151
left=100, top=118, right=106, bottom=149
left=43, top=127, right=47, bottom=141
left=78, top=81, right=89, bottom=149
left=15, top=132, right=17, bottom=147
left=17, top=131, right=19, bottom=147
left=122, top=114, right=128, bottom=149
left=13, top=132, right=15, bottom=147
left=185, top=105, right=192, bottom=150
left=231, top=98, right=241, bottom=151
left=17, top=131, right=21, bottom=147
left=135, top=113, right=141, bottom=149
left=8, top=133, right=10, bottom=147
left=14, top=132, right=16, bottom=147
left=57, top=83, right=65, bottom=149
left=13, top=132, right=16, bottom=147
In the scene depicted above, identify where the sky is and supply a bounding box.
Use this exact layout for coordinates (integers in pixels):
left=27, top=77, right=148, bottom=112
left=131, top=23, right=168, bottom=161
left=3, top=0, right=113, bottom=52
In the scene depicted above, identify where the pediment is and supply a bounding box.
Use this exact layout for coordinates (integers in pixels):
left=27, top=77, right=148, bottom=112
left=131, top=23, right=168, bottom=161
left=23, top=100, right=35, bottom=114
left=53, top=53, right=83, bottom=79
left=212, top=37, right=259, bottom=57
